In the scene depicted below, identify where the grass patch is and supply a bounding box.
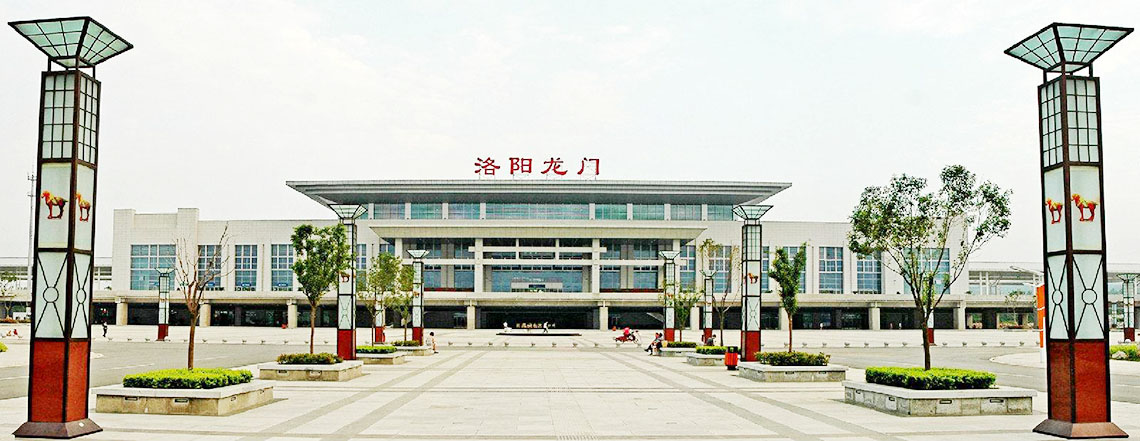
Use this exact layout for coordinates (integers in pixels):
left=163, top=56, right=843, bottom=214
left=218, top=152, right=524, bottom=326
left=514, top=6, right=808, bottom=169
left=357, top=345, right=397, bottom=354
left=276, top=352, right=343, bottom=365
left=122, top=368, right=252, bottom=389
left=665, top=341, right=697, bottom=348
left=865, top=367, right=996, bottom=390
left=695, top=346, right=727, bottom=355
left=391, top=340, right=421, bottom=347
left=755, top=351, right=829, bottom=366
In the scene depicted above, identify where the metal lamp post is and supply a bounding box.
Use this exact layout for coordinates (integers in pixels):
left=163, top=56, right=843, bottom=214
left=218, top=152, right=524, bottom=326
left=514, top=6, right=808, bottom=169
left=659, top=250, right=680, bottom=342
left=733, top=205, right=771, bottom=362
left=10, top=16, right=132, bottom=439
left=1119, top=274, right=1137, bottom=342
left=330, top=204, right=366, bottom=361
left=407, top=249, right=429, bottom=344
left=700, top=269, right=715, bottom=343
left=1006, top=22, right=1132, bottom=439
left=156, top=267, right=173, bottom=341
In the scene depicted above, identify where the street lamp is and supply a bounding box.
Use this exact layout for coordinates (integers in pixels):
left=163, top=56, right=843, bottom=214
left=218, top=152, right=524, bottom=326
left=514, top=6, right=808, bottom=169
left=156, top=267, right=173, bottom=341
left=10, top=16, right=133, bottom=439
left=733, top=204, right=771, bottom=362
left=1006, top=22, right=1132, bottom=439
left=700, top=268, right=716, bottom=343
left=1119, top=274, right=1138, bottom=342
left=407, top=249, right=429, bottom=344
left=330, top=204, right=366, bottom=361
left=659, top=250, right=680, bottom=342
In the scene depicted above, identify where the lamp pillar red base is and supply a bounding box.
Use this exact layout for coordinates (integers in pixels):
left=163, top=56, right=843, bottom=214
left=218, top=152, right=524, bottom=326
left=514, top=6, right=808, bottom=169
left=157, top=324, right=169, bottom=342
left=412, top=327, right=424, bottom=344
left=14, top=419, right=102, bottom=439
left=375, top=326, right=386, bottom=343
left=663, top=328, right=675, bottom=342
left=1034, top=420, right=1127, bottom=439
left=742, top=330, right=760, bottom=361
left=1039, top=340, right=1123, bottom=438
left=925, top=328, right=935, bottom=345
left=17, top=340, right=98, bottom=439
left=336, top=329, right=355, bottom=360
left=702, top=328, right=712, bottom=342
left=1125, top=328, right=1135, bottom=343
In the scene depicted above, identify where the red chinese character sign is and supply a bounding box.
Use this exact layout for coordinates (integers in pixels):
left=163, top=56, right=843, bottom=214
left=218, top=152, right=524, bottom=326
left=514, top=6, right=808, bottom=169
left=1007, top=22, right=1131, bottom=439
left=10, top=16, right=132, bottom=439
left=475, top=157, right=600, bottom=178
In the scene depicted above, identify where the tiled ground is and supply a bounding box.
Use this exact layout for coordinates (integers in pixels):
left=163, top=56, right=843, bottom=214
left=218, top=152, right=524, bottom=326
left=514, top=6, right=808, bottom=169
left=3, top=347, right=1140, bottom=440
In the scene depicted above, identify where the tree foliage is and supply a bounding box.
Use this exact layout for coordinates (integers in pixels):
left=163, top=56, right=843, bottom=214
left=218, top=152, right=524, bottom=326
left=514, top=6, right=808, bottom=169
left=291, top=223, right=351, bottom=354
left=360, top=252, right=413, bottom=343
left=770, top=243, right=807, bottom=351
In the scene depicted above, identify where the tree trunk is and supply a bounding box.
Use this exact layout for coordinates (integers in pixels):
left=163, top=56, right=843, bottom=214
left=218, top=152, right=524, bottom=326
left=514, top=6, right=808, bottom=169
left=370, top=310, right=377, bottom=346
left=922, top=317, right=932, bottom=370
left=787, top=309, right=793, bottom=353
left=309, top=305, right=317, bottom=354
left=187, top=314, right=197, bottom=370
left=403, top=316, right=408, bottom=340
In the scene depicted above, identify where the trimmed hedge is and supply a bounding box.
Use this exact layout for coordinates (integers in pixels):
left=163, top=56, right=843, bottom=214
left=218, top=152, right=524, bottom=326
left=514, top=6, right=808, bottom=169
left=695, top=346, right=727, bottom=355
left=0, top=342, right=7, bottom=352
left=755, top=351, right=829, bottom=366
left=276, top=352, right=343, bottom=365
left=865, top=367, right=996, bottom=390
left=122, top=368, right=252, bottom=389
left=725, top=346, right=740, bottom=354
left=391, top=340, right=421, bottom=347
left=1110, top=345, right=1140, bottom=361
left=666, top=341, right=697, bottom=348
left=357, top=345, right=397, bottom=354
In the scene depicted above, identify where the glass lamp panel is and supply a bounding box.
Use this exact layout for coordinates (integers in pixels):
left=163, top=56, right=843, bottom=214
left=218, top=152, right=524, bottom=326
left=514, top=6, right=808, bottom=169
left=664, top=307, right=674, bottom=327
left=1069, top=166, right=1103, bottom=251
left=34, top=251, right=67, bottom=338
left=1046, top=255, right=1070, bottom=340
left=70, top=253, right=92, bottom=338
left=1073, top=254, right=1106, bottom=339
left=338, top=270, right=352, bottom=294
left=412, top=303, right=422, bottom=327
left=73, top=165, right=95, bottom=251
left=338, top=295, right=353, bottom=329
left=1043, top=169, right=1067, bottom=253
left=37, top=163, right=72, bottom=248
left=744, top=296, right=760, bottom=331
left=744, top=260, right=761, bottom=296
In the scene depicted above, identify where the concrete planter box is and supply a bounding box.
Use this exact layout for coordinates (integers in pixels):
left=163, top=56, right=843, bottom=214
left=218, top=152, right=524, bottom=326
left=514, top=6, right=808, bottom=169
left=685, top=353, right=724, bottom=366
left=258, top=360, right=363, bottom=381
left=395, top=346, right=434, bottom=356
left=358, top=353, right=407, bottom=365
left=658, top=347, right=697, bottom=357
left=94, top=380, right=273, bottom=416
left=842, top=380, right=1034, bottom=416
left=738, top=362, right=847, bottom=382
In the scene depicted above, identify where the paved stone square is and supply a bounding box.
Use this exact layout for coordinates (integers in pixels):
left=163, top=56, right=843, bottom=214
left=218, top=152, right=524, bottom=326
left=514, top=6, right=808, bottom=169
left=3, top=344, right=1140, bottom=440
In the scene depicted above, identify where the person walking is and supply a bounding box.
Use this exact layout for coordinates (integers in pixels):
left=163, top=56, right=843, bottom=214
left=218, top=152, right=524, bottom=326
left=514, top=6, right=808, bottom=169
left=542, top=321, right=549, bottom=334
left=101, top=321, right=108, bottom=338
left=429, top=331, right=438, bottom=354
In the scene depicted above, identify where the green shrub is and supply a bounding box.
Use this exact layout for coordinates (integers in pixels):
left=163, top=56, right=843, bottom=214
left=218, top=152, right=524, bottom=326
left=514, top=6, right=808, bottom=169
left=696, top=346, right=727, bottom=355
left=122, top=368, right=252, bottom=389
left=391, top=340, right=421, bottom=347
left=865, top=367, right=996, bottom=390
left=0, top=342, right=7, bottom=352
left=725, top=346, right=740, bottom=354
left=666, top=341, right=697, bottom=348
left=276, top=352, right=343, bottom=365
left=1110, top=345, right=1140, bottom=361
left=756, top=351, right=829, bottom=366
left=357, top=345, right=397, bottom=354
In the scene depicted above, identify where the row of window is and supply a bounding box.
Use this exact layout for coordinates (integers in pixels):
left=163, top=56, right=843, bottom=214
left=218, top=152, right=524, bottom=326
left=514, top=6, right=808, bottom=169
left=368, top=203, right=737, bottom=221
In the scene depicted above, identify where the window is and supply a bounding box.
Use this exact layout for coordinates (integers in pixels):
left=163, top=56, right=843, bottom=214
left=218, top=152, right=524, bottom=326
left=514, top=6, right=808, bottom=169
left=680, top=244, right=696, bottom=290
left=594, top=204, right=628, bottom=220
left=197, top=245, right=222, bottom=291
left=819, top=247, right=844, bottom=294
left=782, top=246, right=806, bottom=292
left=519, top=238, right=555, bottom=247
left=404, top=239, right=443, bottom=258
left=454, top=265, right=474, bottom=289
left=671, top=204, right=701, bottom=221
left=601, top=265, right=620, bottom=290
left=377, top=238, right=395, bottom=256
left=600, top=239, right=621, bottom=260
left=856, top=252, right=882, bottom=294
left=904, top=248, right=951, bottom=296
left=485, top=203, right=589, bottom=220
left=484, top=238, right=515, bottom=247
left=519, top=251, right=555, bottom=259
left=355, top=244, right=368, bottom=270
left=234, top=245, right=257, bottom=291
left=760, top=246, right=770, bottom=293
left=449, top=203, right=480, bottom=219
left=424, top=265, right=441, bottom=289
left=453, top=239, right=475, bottom=259
left=130, top=244, right=175, bottom=290
left=410, top=203, right=442, bottom=219
left=707, top=205, right=734, bottom=220
left=559, top=238, right=590, bottom=247
left=633, top=266, right=658, bottom=289
left=271, top=244, right=294, bottom=291
left=709, top=245, right=732, bottom=293
left=631, top=240, right=659, bottom=260
left=487, top=252, right=516, bottom=259
left=372, top=203, right=405, bottom=219
left=559, top=252, right=588, bottom=260
left=631, top=204, right=664, bottom=220
left=490, top=265, right=584, bottom=292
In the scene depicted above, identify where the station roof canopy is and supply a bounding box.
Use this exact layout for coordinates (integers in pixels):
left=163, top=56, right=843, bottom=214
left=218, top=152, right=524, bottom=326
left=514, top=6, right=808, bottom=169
left=9, top=16, right=133, bottom=68
left=1005, top=23, right=1131, bottom=73
left=287, top=179, right=791, bottom=207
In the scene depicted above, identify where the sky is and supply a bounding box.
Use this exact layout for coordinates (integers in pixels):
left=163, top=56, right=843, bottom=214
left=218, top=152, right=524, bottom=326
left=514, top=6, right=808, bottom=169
left=1, top=1, right=1139, bottom=263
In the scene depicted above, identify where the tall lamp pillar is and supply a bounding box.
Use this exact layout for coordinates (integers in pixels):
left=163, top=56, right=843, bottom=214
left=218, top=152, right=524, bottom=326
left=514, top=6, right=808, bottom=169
left=701, top=271, right=715, bottom=342
left=734, top=205, right=771, bottom=362
left=10, top=16, right=132, bottom=439
left=330, top=204, right=366, bottom=361
left=659, top=250, right=680, bottom=342
left=1006, top=22, right=1131, bottom=439
left=408, top=249, right=429, bottom=344
left=1120, top=274, right=1137, bottom=342
left=156, top=268, right=172, bottom=341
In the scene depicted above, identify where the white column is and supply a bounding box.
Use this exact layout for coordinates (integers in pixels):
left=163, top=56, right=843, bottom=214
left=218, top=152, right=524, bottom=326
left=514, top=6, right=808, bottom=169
left=955, top=303, right=967, bottom=330
left=689, top=306, right=700, bottom=330
left=466, top=304, right=476, bottom=330
left=599, top=305, right=609, bottom=330
left=115, top=299, right=128, bottom=325
left=199, top=302, right=212, bottom=327
left=869, top=305, right=881, bottom=330
left=287, top=300, right=298, bottom=329
left=778, top=307, right=790, bottom=330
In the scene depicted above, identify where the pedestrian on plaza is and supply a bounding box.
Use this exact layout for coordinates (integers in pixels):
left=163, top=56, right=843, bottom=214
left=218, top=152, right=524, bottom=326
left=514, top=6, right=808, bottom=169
left=429, top=331, right=438, bottom=354
left=101, top=321, right=108, bottom=338
left=705, top=335, right=715, bottom=346
left=542, top=321, right=549, bottom=334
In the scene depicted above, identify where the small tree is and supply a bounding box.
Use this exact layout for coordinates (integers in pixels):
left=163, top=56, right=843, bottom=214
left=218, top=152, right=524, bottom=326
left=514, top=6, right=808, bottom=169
left=1004, top=290, right=1027, bottom=328
left=698, top=239, right=740, bottom=346
left=361, top=252, right=407, bottom=344
left=0, top=272, right=18, bottom=320
left=174, top=227, right=231, bottom=369
left=769, top=243, right=807, bottom=352
left=291, top=224, right=352, bottom=354
left=390, top=264, right=414, bottom=340
left=660, top=286, right=702, bottom=341
left=849, top=165, right=1010, bottom=370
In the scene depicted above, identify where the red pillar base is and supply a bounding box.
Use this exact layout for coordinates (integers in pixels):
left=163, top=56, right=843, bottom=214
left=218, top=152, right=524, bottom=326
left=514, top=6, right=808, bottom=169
left=375, top=326, right=386, bottom=343
left=925, top=328, right=935, bottom=345
left=702, top=328, right=712, bottom=342
left=412, top=327, right=424, bottom=344
left=742, top=330, right=760, bottom=361
left=1125, top=328, right=1135, bottom=342
left=336, top=329, right=355, bottom=360
left=663, top=328, right=675, bottom=342
left=1034, top=419, right=1127, bottom=439
left=14, top=419, right=102, bottom=439
left=157, top=324, right=169, bottom=342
